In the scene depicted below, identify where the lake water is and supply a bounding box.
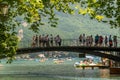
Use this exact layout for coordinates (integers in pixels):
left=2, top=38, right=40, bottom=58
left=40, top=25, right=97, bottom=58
left=0, top=58, right=120, bottom=80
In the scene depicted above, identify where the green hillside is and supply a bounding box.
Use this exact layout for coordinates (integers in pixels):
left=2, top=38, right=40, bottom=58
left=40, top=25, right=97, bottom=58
left=19, top=12, right=119, bottom=41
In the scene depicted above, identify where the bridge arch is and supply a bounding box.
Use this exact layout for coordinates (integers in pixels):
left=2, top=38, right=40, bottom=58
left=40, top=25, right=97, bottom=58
left=17, top=46, right=120, bottom=62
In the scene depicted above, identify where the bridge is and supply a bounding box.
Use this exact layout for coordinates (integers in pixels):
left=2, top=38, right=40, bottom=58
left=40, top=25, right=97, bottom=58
left=17, top=39, right=120, bottom=62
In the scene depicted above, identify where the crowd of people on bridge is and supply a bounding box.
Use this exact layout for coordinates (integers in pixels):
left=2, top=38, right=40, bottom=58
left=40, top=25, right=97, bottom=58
left=79, top=34, right=118, bottom=47
left=31, top=34, right=118, bottom=47
left=32, top=34, right=62, bottom=47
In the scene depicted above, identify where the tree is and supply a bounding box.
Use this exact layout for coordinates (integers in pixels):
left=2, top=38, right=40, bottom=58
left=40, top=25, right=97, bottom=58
left=0, top=0, right=119, bottom=63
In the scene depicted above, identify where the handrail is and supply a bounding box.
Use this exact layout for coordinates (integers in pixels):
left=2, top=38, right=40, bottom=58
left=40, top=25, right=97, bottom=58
left=18, top=39, right=120, bottom=48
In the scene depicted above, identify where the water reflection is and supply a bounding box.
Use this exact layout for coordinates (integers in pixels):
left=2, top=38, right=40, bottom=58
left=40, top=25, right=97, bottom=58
left=100, top=69, right=110, bottom=78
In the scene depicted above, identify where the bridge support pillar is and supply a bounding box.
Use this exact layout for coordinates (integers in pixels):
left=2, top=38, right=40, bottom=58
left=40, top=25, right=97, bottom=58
left=110, top=60, right=120, bottom=74
left=79, top=53, right=85, bottom=58
left=110, top=67, right=120, bottom=74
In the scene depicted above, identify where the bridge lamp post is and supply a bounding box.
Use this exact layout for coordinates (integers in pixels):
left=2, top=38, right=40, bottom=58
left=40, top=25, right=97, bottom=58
left=0, top=3, right=8, bottom=15
left=0, top=2, right=8, bottom=21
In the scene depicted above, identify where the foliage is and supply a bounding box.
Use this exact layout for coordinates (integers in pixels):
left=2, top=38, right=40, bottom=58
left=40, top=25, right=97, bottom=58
left=0, top=0, right=120, bottom=63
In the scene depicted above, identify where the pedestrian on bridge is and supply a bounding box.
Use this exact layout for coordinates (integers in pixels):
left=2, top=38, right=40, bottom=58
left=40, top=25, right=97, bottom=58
left=55, top=35, right=62, bottom=46
left=104, top=36, right=108, bottom=47
left=113, top=35, right=117, bottom=47
left=50, top=34, right=54, bottom=47
left=109, top=35, right=113, bottom=47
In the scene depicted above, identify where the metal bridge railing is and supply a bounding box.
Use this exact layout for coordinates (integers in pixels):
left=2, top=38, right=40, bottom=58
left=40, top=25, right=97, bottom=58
left=18, top=39, right=120, bottom=48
